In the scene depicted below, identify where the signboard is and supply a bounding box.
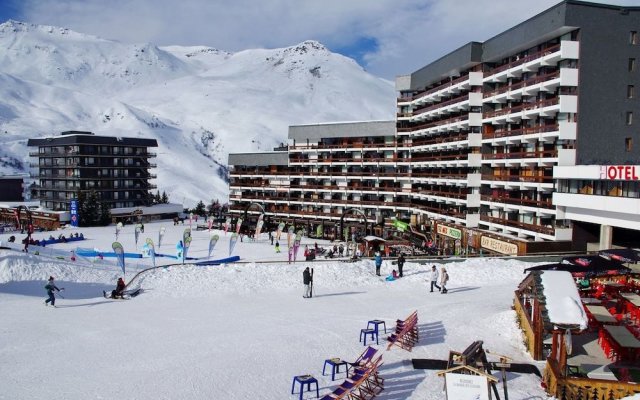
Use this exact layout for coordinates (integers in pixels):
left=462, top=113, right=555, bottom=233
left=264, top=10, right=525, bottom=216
left=445, top=373, right=489, bottom=400
left=600, top=165, right=639, bottom=181
left=436, top=224, right=462, bottom=240
left=481, top=236, right=518, bottom=255
left=392, top=218, right=409, bottom=232
left=70, top=199, right=79, bottom=227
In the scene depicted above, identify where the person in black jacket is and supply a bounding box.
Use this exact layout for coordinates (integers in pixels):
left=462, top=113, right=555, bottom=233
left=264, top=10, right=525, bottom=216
left=44, top=276, right=62, bottom=306
left=397, top=254, right=406, bottom=277
left=303, top=267, right=312, bottom=298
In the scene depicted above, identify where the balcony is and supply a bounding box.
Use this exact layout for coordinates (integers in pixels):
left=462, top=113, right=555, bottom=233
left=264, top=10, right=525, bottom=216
left=479, top=215, right=555, bottom=236
left=482, top=122, right=576, bottom=145
left=483, top=41, right=578, bottom=83
left=483, top=69, right=578, bottom=104
left=482, top=149, right=559, bottom=168
left=483, top=96, right=577, bottom=125
left=480, top=195, right=555, bottom=210
left=481, top=173, right=554, bottom=190
left=408, top=92, right=483, bottom=122
left=397, top=71, right=483, bottom=106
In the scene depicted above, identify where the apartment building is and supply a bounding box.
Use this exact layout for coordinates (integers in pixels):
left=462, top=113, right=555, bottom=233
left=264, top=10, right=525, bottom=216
left=229, top=121, right=401, bottom=240
left=396, top=0, right=639, bottom=252
left=28, top=131, right=158, bottom=211
left=229, top=1, right=640, bottom=254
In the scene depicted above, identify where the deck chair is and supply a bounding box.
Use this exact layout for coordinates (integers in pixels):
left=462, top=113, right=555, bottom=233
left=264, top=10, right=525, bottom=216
left=348, top=346, right=378, bottom=371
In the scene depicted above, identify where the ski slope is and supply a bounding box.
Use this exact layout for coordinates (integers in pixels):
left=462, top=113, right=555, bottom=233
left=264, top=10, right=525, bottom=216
left=0, top=221, right=593, bottom=399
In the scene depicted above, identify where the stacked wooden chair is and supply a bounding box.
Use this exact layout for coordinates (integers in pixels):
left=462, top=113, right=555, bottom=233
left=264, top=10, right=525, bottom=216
left=386, top=310, right=419, bottom=351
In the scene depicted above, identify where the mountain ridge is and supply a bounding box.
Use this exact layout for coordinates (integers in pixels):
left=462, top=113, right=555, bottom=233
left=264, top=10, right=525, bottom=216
left=0, top=20, right=395, bottom=206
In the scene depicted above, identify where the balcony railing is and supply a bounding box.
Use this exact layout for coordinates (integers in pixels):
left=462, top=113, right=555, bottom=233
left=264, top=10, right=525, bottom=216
left=481, top=174, right=553, bottom=184
left=482, top=124, right=560, bottom=140
left=483, top=70, right=561, bottom=98
left=480, top=195, right=554, bottom=209
left=404, top=74, right=470, bottom=103
left=412, top=93, right=470, bottom=117
left=483, top=98, right=559, bottom=119
left=482, top=150, right=558, bottom=160
left=480, top=215, right=554, bottom=235
left=411, top=133, right=469, bottom=147
left=483, top=44, right=561, bottom=77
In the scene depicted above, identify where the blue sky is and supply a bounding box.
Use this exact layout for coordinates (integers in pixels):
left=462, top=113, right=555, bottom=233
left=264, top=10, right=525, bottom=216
left=1, top=0, right=639, bottom=79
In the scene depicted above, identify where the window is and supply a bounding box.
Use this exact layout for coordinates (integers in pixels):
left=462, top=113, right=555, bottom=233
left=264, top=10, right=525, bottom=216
left=627, top=112, right=633, bottom=125
left=632, top=31, right=639, bottom=45
left=628, top=85, right=635, bottom=99
left=629, top=58, right=636, bottom=72
left=626, top=137, right=633, bottom=152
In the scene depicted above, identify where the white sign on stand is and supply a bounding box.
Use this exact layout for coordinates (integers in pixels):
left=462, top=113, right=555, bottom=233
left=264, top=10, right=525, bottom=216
left=444, top=373, right=489, bottom=400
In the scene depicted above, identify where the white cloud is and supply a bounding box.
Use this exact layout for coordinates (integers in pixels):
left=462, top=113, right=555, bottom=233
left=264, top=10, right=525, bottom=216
left=17, top=0, right=640, bottom=79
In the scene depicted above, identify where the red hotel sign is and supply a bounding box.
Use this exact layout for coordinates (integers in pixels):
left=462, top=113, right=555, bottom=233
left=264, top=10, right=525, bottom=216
left=599, top=165, right=639, bottom=180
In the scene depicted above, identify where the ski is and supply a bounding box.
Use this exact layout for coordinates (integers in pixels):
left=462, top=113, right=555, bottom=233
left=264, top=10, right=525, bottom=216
left=309, top=268, right=314, bottom=298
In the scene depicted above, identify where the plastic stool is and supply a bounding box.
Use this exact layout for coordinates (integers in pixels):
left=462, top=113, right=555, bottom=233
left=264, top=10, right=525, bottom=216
left=291, top=375, right=319, bottom=400
left=359, top=328, right=378, bottom=346
left=367, top=319, right=387, bottom=334
left=323, top=358, right=349, bottom=381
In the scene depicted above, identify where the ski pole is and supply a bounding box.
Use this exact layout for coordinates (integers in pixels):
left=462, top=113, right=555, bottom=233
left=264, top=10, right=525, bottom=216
left=57, top=288, right=65, bottom=299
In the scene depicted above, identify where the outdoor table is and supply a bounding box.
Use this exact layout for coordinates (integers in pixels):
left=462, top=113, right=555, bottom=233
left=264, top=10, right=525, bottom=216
left=581, top=297, right=602, bottom=305
left=603, top=325, right=640, bottom=362
left=585, top=305, right=618, bottom=324
left=620, top=293, right=640, bottom=322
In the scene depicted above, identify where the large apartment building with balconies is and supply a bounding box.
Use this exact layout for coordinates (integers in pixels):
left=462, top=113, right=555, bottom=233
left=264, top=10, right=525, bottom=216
left=28, top=131, right=158, bottom=211
left=396, top=0, right=639, bottom=247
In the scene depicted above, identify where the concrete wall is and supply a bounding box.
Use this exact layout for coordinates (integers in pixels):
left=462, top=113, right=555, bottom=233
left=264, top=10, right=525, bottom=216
left=228, top=152, right=289, bottom=166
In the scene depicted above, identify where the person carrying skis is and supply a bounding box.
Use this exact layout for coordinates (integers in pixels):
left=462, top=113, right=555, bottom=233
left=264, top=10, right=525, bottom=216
left=374, top=252, right=382, bottom=276
left=44, top=276, right=62, bottom=307
left=303, top=267, right=312, bottom=298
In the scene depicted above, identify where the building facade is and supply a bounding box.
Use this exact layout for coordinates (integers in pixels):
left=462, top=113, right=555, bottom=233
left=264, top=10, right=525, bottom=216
left=28, top=131, right=158, bottom=211
left=228, top=1, right=640, bottom=253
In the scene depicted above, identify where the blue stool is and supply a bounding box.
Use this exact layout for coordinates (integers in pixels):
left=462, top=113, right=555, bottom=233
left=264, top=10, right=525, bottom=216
left=323, top=357, right=349, bottom=381
left=291, top=375, right=319, bottom=400
left=367, top=319, right=387, bottom=334
left=359, top=328, right=378, bottom=345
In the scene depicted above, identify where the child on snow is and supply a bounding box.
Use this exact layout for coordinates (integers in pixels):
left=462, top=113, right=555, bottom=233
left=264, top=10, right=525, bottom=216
left=44, top=276, right=62, bottom=306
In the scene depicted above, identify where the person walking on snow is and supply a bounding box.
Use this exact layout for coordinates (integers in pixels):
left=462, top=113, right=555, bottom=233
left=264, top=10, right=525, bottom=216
left=430, top=265, right=441, bottom=292
left=374, top=252, right=382, bottom=276
left=303, top=267, right=312, bottom=298
left=44, top=276, right=62, bottom=306
left=440, top=267, right=449, bottom=294
left=397, top=254, right=406, bottom=278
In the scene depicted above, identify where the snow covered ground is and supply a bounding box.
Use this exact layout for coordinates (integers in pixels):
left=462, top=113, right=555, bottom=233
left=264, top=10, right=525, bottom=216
left=0, top=220, right=564, bottom=399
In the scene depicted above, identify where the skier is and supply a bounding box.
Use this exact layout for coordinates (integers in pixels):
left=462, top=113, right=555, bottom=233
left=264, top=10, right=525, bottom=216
left=397, top=254, right=406, bottom=278
left=303, top=267, right=312, bottom=298
left=44, top=276, right=62, bottom=307
left=430, top=265, right=441, bottom=292
left=374, top=252, right=382, bottom=276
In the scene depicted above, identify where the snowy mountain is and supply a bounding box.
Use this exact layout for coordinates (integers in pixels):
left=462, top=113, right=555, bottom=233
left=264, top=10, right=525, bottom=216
left=0, top=20, right=396, bottom=206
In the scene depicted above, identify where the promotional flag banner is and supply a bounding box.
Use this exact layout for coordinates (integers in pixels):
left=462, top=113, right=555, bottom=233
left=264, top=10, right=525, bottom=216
left=182, top=236, right=192, bottom=264
left=235, top=218, right=243, bottom=234
left=276, top=222, right=285, bottom=240
left=115, top=222, right=123, bottom=240
left=293, top=232, right=302, bottom=261
left=146, top=238, right=156, bottom=268
left=224, top=217, right=231, bottom=235
left=112, top=242, right=125, bottom=276
left=229, top=233, right=238, bottom=256
left=255, top=220, right=264, bottom=239
left=134, top=226, right=141, bottom=247
left=208, top=234, right=219, bottom=259
left=189, top=213, right=194, bottom=228
left=183, top=228, right=191, bottom=242
left=207, top=217, right=213, bottom=232
left=158, top=226, right=166, bottom=248
left=288, top=246, right=293, bottom=263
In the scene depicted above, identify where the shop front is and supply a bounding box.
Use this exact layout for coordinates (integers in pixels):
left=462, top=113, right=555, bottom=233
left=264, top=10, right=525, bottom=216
left=434, top=223, right=463, bottom=256
left=479, top=234, right=524, bottom=256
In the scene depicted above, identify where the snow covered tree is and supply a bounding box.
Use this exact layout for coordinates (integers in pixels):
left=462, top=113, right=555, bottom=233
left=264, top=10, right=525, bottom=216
left=161, top=191, right=169, bottom=204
